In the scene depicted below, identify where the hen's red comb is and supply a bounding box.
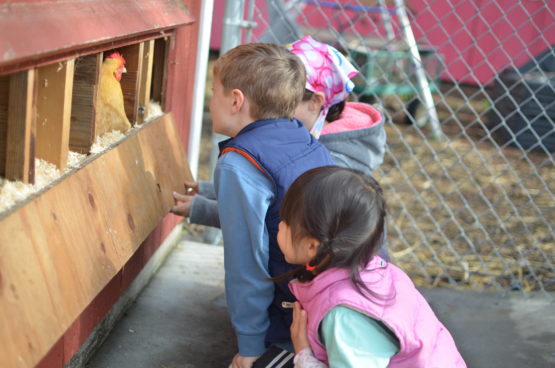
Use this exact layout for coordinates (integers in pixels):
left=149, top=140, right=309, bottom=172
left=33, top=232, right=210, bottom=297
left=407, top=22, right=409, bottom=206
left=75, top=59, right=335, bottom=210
left=107, top=52, right=126, bottom=64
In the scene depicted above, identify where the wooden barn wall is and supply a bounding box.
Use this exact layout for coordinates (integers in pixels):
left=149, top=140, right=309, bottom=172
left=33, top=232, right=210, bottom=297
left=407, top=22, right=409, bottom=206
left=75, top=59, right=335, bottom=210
left=31, top=0, right=202, bottom=366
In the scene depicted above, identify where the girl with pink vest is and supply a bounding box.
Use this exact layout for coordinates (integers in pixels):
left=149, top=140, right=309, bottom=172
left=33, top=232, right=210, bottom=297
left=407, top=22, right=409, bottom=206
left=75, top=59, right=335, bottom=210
left=275, top=166, right=466, bottom=367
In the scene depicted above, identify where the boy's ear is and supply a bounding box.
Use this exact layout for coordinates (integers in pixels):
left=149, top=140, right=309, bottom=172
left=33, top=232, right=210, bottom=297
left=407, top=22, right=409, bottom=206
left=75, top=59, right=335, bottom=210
left=230, top=88, right=245, bottom=114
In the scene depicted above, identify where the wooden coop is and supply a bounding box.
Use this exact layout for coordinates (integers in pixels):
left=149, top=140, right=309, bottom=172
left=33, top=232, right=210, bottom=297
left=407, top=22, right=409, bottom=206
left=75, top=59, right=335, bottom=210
left=0, top=1, right=200, bottom=366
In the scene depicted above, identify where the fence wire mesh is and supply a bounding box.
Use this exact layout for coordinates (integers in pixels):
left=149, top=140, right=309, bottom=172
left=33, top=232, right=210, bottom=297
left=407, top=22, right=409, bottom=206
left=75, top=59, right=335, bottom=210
left=220, top=0, right=555, bottom=295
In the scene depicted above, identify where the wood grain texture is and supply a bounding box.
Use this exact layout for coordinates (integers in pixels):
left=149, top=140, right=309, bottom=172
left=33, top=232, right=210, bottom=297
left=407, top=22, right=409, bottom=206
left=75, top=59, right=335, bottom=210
left=0, top=76, right=9, bottom=176
left=70, top=54, right=101, bottom=153
left=0, top=113, right=192, bottom=367
left=137, top=40, right=155, bottom=125
left=36, top=60, right=75, bottom=170
left=151, top=37, right=169, bottom=106
left=5, top=69, right=36, bottom=183
left=119, top=43, right=143, bottom=125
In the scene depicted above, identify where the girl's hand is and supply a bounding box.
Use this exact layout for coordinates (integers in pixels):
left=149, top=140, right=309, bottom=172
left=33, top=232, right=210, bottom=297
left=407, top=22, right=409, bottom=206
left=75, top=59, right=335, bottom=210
left=291, top=302, right=310, bottom=353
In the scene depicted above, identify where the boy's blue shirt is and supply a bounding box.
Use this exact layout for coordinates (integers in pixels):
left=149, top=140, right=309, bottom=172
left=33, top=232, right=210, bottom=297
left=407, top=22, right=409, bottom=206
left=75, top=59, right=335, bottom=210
left=214, top=150, right=275, bottom=356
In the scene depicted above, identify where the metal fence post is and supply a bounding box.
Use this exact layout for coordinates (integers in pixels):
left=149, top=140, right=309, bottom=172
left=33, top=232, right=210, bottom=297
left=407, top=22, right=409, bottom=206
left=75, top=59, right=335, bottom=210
left=394, top=0, right=443, bottom=140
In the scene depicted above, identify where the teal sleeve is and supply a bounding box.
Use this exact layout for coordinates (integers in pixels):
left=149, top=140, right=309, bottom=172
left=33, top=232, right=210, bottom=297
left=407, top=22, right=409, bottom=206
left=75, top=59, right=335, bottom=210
left=320, top=306, right=400, bottom=368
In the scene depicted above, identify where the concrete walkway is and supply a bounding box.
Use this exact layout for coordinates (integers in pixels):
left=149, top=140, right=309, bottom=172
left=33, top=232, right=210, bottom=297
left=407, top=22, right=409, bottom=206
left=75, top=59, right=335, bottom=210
left=88, top=238, right=555, bottom=368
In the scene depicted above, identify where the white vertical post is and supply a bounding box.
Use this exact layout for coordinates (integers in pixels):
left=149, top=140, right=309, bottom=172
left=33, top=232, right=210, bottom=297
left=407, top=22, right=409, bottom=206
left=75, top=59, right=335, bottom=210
left=205, top=0, right=248, bottom=244
left=394, top=0, right=443, bottom=139
left=245, top=0, right=257, bottom=43
left=378, top=0, right=395, bottom=43
left=209, top=0, right=246, bottom=181
left=221, top=0, right=246, bottom=53
left=189, top=0, right=215, bottom=178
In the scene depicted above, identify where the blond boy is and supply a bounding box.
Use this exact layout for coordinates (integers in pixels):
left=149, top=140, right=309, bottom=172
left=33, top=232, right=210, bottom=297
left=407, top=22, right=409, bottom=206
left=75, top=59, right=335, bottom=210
left=208, top=43, right=334, bottom=368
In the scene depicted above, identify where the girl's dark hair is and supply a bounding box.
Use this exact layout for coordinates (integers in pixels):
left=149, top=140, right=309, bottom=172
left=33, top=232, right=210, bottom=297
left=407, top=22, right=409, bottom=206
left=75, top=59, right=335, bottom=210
left=302, top=90, right=346, bottom=122
left=277, top=166, right=386, bottom=297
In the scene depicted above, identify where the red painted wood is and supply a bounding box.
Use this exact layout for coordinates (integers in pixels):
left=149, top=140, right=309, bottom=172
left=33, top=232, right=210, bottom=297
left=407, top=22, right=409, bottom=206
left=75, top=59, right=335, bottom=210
left=122, top=242, right=149, bottom=291
left=36, top=337, right=64, bottom=368
left=165, top=0, right=201, bottom=148
left=63, top=272, right=123, bottom=365
left=0, top=0, right=195, bottom=75
left=62, top=316, right=83, bottom=366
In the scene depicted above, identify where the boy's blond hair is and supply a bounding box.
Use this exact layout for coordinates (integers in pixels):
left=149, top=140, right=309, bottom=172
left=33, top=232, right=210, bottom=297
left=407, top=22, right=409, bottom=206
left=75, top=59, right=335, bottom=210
left=213, top=43, right=306, bottom=120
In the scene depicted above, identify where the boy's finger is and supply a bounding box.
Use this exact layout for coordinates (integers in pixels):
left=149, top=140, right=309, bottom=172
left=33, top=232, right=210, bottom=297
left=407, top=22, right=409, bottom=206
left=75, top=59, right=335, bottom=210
left=170, top=203, right=187, bottom=216
left=173, top=192, right=188, bottom=201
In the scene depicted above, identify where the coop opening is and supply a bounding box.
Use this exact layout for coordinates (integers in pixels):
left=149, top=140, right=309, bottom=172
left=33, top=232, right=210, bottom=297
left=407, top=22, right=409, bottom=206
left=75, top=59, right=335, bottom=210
left=0, top=37, right=169, bottom=214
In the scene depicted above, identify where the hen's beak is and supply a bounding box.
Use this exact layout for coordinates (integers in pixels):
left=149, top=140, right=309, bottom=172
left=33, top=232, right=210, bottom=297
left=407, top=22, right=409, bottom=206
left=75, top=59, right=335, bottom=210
left=123, top=66, right=127, bottom=73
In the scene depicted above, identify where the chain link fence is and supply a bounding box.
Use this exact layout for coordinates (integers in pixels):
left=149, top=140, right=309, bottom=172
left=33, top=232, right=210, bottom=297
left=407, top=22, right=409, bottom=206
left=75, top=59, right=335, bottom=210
left=214, top=0, right=554, bottom=295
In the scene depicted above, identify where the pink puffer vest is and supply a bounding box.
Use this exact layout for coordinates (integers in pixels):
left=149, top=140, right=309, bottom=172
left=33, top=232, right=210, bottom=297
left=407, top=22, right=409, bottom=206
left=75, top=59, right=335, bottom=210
left=289, top=256, right=466, bottom=367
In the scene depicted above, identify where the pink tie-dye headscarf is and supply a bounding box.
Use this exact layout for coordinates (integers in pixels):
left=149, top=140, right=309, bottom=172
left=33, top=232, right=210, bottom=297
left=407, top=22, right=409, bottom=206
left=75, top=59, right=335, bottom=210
left=286, top=35, right=358, bottom=138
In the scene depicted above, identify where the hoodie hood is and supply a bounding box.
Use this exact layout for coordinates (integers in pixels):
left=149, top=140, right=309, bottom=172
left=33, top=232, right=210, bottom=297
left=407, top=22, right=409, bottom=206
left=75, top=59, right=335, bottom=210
left=318, top=102, right=386, bottom=174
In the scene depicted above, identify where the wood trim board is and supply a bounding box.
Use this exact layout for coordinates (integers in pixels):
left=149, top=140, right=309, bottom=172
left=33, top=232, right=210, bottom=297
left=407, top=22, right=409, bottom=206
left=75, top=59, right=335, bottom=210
left=36, top=59, right=75, bottom=171
left=69, top=53, right=102, bottom=153
left=5, top=69, right=37, bottom=183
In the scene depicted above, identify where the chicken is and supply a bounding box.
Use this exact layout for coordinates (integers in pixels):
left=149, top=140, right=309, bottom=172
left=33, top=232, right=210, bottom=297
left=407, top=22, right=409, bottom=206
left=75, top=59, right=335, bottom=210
left=95, top=52, right=132, bottom=137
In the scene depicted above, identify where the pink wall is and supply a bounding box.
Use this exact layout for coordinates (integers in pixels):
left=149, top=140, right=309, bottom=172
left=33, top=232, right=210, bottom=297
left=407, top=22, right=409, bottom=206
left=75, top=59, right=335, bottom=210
left=211, top=0, right=555, bottom=85
left=210, top=0, right=268, bottom=50
left=210, top=0, right=226, bottom=49
left=410, top=0, right=555, bottom=85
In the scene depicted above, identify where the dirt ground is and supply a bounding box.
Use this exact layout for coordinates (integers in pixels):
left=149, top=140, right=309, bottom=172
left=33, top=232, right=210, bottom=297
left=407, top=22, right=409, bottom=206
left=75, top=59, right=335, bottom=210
left=376, top=120, right=554, bottom=292
left=196, top=55, right=554, bottom=293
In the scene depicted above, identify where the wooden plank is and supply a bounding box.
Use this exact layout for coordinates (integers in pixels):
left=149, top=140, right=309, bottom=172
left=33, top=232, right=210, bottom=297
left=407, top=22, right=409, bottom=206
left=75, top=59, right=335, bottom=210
left=137, top=40, right=155, bottom=125
left=5, top=69, right=37, bottom=183
left=0, top=0, right=195, bottom=75
left=0, top=113, right=192, bottom=368
left=36, top=60, right=75, bottom=170
left=0, top=76, right=8, bottom=177
left=151, top=37, right=169, bottom=106
left=70, top=54, right=101, bottom=153
left=118, top=43, right=143, bottom=125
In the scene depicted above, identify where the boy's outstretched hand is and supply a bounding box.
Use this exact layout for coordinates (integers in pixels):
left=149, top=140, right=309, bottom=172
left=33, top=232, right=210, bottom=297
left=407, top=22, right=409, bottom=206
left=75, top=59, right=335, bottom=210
left=229, top=353, right=259, bottom=368
left=170, top=192, right=194, bottom=217
left=170, top=181, right=199, bottom=217
left=291, top=301, right=310, bottom=353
